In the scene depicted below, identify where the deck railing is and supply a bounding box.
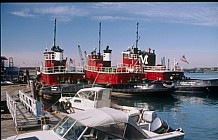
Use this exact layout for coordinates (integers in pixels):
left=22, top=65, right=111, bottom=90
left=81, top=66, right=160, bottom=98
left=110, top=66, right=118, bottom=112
left=41, top=66, right=84, bottom=73
left=85, top=65, right=183, bottom=73
left=18, top=90, right=42, bottom=120
left=85, top=65, right=135, bottom=73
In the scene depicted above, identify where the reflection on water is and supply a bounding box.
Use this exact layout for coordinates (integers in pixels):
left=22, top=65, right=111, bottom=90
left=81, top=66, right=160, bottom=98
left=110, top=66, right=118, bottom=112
left=112, top=94, right=218, bottom=140
left=112, top=95, right=180, bottom=112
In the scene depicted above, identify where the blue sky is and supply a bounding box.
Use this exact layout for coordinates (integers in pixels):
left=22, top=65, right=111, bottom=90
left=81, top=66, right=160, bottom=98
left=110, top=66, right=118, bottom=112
left=1, top=2, right=218, bottom=68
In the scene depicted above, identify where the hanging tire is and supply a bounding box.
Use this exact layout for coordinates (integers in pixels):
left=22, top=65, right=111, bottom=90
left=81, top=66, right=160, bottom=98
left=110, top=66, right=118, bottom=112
left=64, top=101, right=71, bottom=110
left=59, top=101, right=65, bottom=110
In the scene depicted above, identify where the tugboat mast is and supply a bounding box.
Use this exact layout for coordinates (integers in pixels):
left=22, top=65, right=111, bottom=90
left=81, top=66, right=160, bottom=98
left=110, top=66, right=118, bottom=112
left=54, top=18, right=57, bottom=47
left=136, top=22, right=139, bottom=48
left=98, top=22, right=101, bottom=56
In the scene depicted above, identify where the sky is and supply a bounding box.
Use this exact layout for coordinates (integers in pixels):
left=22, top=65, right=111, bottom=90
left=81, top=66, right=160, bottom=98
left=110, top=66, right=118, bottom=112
left=1, top=2, right=218, bottom=69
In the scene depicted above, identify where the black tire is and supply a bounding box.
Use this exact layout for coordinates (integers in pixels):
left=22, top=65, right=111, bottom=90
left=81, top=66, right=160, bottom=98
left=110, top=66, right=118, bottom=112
left=64, top=101, right=71, bottom=110
left=59, top=101, right=65, bottom=110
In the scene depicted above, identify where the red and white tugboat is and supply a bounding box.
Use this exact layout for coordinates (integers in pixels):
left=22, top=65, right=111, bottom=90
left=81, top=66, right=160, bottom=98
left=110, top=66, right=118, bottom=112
left=84, top=23, right=184, bottom=96
left=85, top=23, right=145, bottom=85
left=40, top=19, right=84, bottom=86
left=38, top=19, right=85, bottom=111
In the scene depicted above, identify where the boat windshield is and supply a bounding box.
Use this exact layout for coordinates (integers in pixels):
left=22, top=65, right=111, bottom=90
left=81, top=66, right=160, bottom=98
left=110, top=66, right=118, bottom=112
left=75, top=90, right=96, bottom=101
left=53, top=116, right=148, bottom=140
left=53, top=116, right=86, bottom=139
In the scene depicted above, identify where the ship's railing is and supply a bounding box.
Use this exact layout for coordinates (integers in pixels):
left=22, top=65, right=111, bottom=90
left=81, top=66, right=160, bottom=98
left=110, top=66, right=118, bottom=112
left=85, top=65, right=183, bottom=73
left=84, top=65, right=143, bottom=73
left=85, top=65, right=119, bottom=73
left=142, top=65, right=183, bottom=72
left=171, top=65, right=183, bottom=71
left=142, top=66, right=167, bottom=71
left=142, top=66, right=153, bottom=70
left=6, top=92, right=18, bottom=127
left=41, top=66, right=84, bottom=73
left=18, top=90, right=42, bottom=120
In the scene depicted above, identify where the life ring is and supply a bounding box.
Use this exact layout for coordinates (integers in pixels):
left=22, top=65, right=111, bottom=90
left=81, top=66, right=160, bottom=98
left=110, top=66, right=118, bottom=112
left=59, top=101, right=65, bottom=110
left=64, top=101, right=71, bottom=110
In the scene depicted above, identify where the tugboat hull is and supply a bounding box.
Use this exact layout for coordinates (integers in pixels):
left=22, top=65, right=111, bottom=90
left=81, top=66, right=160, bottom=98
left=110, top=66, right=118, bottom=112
left=111, top=81, right=176, bottom=97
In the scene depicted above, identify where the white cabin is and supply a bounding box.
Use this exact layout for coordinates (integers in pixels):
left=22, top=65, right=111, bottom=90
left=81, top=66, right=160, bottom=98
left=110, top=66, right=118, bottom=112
left=59, top=87, right=111, bottom=111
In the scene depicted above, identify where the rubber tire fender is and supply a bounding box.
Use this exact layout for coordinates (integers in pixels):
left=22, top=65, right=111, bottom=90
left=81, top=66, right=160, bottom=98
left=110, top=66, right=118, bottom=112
left=59, top=101, right=65, bottom=110
left=64, top=101, right=71, bottom=110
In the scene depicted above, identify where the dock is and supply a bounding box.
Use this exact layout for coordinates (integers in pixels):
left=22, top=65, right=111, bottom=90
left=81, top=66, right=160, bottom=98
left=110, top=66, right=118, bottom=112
left=1, top=84, right=66, bottom=139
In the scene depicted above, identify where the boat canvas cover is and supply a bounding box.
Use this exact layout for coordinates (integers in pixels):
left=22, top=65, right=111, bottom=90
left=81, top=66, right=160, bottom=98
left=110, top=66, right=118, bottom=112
left=4, top=129, right=60, bottom=140
left=68, top=107, right=129, bottom=127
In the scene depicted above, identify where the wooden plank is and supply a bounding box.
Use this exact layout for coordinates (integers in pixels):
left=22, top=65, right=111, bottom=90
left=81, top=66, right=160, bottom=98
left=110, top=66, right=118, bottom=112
left=16, top=103, right=29, bottom=121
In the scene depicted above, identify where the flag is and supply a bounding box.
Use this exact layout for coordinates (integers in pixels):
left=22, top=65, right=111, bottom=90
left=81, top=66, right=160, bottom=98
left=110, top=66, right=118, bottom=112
left=180, top=55, right=189, bottom=64
left=70, top=58, right=73, bottom=64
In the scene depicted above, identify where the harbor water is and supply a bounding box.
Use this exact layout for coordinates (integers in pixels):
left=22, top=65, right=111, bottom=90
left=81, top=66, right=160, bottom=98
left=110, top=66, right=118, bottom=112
left=112, top=73, right=218, bottom=140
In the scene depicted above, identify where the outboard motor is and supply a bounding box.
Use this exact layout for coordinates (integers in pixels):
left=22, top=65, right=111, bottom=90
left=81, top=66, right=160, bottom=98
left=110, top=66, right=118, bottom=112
left=150, top=117, right=173, bottom=134
left=142, top=111, right=157, bottom=123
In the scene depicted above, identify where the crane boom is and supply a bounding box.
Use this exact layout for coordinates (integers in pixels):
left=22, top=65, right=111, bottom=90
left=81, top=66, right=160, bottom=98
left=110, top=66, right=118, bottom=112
left=78, top=45, right=84, bottom=67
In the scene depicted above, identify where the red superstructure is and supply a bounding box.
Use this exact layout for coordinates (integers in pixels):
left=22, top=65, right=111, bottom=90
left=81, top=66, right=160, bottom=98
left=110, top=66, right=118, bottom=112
left=85, top=23, right=184, bottom=86
left=40, top=19, right=84, bottom=86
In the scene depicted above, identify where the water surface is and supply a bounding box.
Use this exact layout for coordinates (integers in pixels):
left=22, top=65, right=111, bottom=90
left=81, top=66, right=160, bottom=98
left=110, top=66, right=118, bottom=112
left=112, top=73, right=218, bottom=140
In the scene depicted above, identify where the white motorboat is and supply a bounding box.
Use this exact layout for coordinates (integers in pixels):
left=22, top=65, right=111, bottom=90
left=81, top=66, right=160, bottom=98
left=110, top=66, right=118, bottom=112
left=5, top=107, right=184, bottom=140
left=58, top=87, right=184, bottom=136
left=58, top=87, right=142, bottom=113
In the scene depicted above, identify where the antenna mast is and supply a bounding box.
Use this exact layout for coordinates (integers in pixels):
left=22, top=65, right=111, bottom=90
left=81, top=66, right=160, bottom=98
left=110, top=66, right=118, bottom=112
left=54, top=18, right=56, bottom=47
left=136, top=22, right=139, bottom=48
left=98, top=22, right=101, bottom=55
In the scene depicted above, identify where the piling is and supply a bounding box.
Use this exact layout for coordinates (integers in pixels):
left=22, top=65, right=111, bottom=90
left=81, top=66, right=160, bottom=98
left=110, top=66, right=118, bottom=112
left=29, top=80, right=36, bottom=100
